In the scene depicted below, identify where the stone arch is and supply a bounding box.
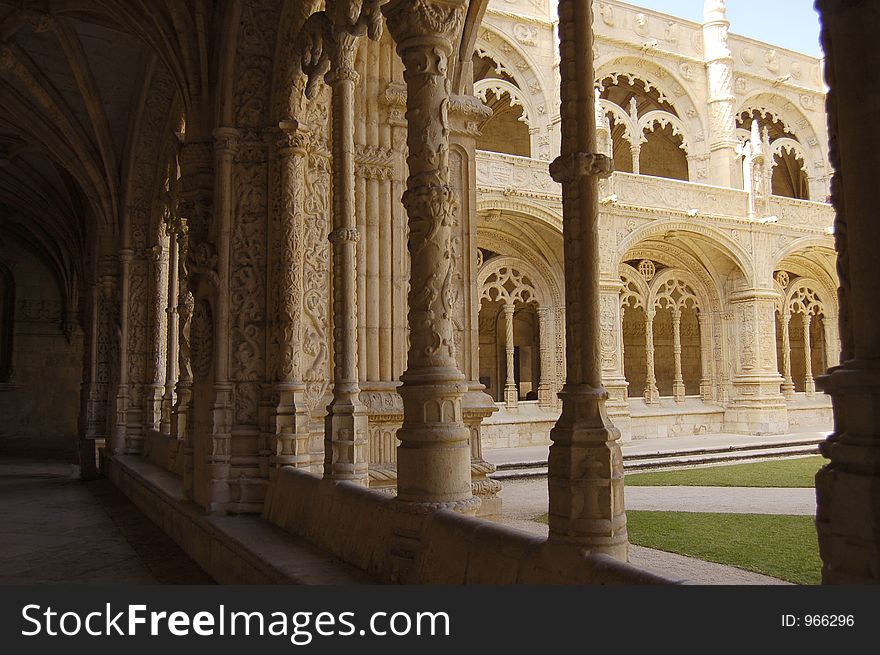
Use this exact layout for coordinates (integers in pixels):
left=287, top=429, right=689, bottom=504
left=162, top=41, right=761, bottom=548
left=649, top=268, right=704, bottom=314
left=478, top=255, right=556, bottom=309
left=736, top=92, right=827, bottom=195
left=639, top=110, right=692, bottom=155
left=477, top=196, right=562, bottom=233
left=474, top=24, right=552, bottom=158
left=594, top=56, right=708, bottom=147
left=786, top=278, right=828, bottom=318
left=474, top=78, right=534, bottom=126
left=617, top=220, right=754, bottom=289
left=619, top=262, right=649, bottom=310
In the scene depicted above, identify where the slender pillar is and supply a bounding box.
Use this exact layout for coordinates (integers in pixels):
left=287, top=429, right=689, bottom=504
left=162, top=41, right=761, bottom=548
left=383, top=0, right=478, bottom=513
left=172, top=220, right=193, bottom=444
left=628, top=97, right=641, bottom=174
left=161, top=226, right=179, bottom=436
left=274, top=120, right=311, bottom=470
left=697, top=313, right=713, bottom=400
left=672, top=308, right=685, bottom=402
left=537, top=305, right=553, bottom=408
left=324, top=37, right=370, bottom=486
left=803, top=312, right=815, bottom=396
left=644, top=308, right=660, bottom=404
left=503, top=302, right=518, bottom=409
left=146, top=243, right=169, bottom=433
left=823, top=315, right=838, bottom=370
left=112, top=248, right=133, bottom=454
left=781, top=312, right=795, bottom=397
left=546, top=0, right=627, bottom=558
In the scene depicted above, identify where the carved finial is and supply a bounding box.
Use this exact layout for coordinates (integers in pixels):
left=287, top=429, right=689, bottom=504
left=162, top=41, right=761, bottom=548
left=750, top=118, right=762, bottom=154
left=703, top=0, right=727, bottom=23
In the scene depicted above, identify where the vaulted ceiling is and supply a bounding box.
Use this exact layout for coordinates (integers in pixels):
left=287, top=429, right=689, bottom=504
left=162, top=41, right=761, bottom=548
left=0, top=0, right=220, bottom=307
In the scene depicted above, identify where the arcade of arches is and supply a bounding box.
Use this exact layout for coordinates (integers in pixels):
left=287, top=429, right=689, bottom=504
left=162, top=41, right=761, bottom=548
left=0, top=0, right=878, bottom=585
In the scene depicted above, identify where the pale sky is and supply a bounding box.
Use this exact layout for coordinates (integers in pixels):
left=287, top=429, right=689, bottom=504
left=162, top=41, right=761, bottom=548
left=624, top=1, right=823, bottom=57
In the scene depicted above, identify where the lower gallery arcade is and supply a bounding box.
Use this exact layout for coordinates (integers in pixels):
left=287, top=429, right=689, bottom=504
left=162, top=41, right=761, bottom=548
left=0, top=0, right=878, bottom=584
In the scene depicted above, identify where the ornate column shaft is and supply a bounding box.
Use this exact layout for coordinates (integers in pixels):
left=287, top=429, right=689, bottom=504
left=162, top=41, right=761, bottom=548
left=546, top=0, right=627, bottom=558
left=628, top=97, right=640, bottom=174
left=702, top=0, right=739, bottom=187
left=803, top=312, right=815, bottom=396
left=383, top=0, right=478, bottom=513
left=644, top=308, right=660, bottom=404
left=503, top=301, right=517, bottom=409
left=207, top=127, right=240, bottom=509
left=273, top=120, right=311, bottom=471
left=698, top=313, right=713, bottom=400
left=146, top=243, right=169, bottom=433
left=537, top=305, right=554, bottom=408
left=781, top=312, right=795, bottom=397
left=672, top=308, right=685, bottom=402
left=112, top=248, right=133, bottom=454
left=172, top=220, right=193, bottom=444
left=161, top=227, right=179, bottom=436
left=324, top=37, right=370, bottom=486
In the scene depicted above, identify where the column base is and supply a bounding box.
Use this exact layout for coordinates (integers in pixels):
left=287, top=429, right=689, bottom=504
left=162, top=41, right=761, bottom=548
left=724, top=376, right=789, bottom=434
left=548, top=385, right=628, bottom=560
left=324, top=398, right=370, bottom=486
left=816, top=364, right=880, bottom=583
left=271, top=384, right=312, bottom=472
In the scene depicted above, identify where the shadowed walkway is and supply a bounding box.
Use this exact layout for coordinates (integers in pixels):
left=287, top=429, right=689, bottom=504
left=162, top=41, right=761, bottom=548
left=0, top=458, right=213, bottom=584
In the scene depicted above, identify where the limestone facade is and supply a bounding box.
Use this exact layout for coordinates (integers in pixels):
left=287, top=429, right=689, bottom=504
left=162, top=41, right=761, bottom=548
left=474, top=0, right=837, bottom=446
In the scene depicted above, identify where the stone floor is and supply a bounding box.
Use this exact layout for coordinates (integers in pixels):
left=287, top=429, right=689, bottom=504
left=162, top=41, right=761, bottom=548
left=0, top=457, right=212, bottom=584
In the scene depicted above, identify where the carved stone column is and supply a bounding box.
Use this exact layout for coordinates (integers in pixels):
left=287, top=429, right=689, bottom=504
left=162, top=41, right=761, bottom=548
left=537, top=305, right=554, bottom=408
left=702, top=0, right=739, bottom=187
left=272, top=120, right=311, bottom=471
left=725, top=291, right=788, bottom=434
left=111, top=248, right=133, bottom=454
left=323, top=38, right=370, bottom=486
left=172, top=220, right=193, bottom=444
left=672, top=308, right=685, bottom=402
left=383, top=0, right=478, bottom=514
left=628, top=97, right=641, bottom=175
left=815, top=0, right=880, bottom=583
left=503, top=302, right=518, bottom=409
left=698, top=313, right=713, bottom=401
left=161, top=225, right=179, bottom=436
left=823, top=315, right=839, bottom=370
left=803, top=312, right=816, bottom=396
left=145, top=243, right=169, bottom=433
left=601, top=282, right=631, bottom=436
left=546, top=0, right=627, bottom=559
left=644, top=308, right=660, bottom=405
left=781, top=311, right=795, bottom=398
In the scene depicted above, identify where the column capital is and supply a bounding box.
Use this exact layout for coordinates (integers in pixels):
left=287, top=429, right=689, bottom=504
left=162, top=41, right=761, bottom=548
left=382, top=0, right=465, bottom=52
left=212, top=127, right=240, bottom=157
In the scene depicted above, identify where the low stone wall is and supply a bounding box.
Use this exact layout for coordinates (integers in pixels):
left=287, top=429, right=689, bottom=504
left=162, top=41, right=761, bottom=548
left=263, top=466, right=678, bottom=585
left=629, top=403, right=725, bottom=440
left=109, top=455, right=373, bottom=584
left=142, top=430, right=184, bottom=476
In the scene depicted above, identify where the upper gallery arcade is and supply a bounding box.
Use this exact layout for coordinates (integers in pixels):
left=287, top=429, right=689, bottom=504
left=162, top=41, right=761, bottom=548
left=1, top=0, right=876, bottom=585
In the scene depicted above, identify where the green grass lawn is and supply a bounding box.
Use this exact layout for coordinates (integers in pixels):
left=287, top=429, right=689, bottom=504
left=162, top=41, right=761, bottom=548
left=624, top=455, right=824, bottom=488
left=536, top=510, right=821, bottom=584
